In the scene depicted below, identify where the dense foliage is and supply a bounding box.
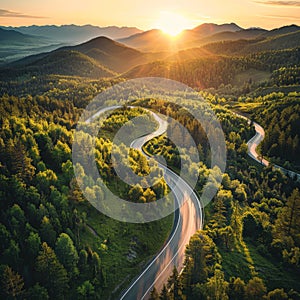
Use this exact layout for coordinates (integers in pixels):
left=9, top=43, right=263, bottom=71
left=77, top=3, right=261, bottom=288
left=253, top=96, right=300, bottom=169
left=1, top=27, right=300, bottom=299
left=147, top=99, right=300, bottom=299
left=0, top=80, right=173, bottom=299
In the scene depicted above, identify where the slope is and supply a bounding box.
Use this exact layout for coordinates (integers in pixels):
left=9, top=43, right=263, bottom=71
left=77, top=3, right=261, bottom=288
left=60, top=36, right=147, bottom=73
left=1, top=50, right=116, bottom=79
left=118, top=23, right=243, bottom=52
left=8, top=36, right=152, bottom=74
left=1, top=24, right=143, bottom=43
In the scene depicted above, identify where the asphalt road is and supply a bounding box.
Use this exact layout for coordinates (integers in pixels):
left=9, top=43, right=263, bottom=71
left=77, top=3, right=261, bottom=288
left=121, top=109, right=203, bottom=299
left=85, top=104, right=298, bottom=300
left=235, top=112, right=300, bottom=181
left=84, top=105, right=202, bottom=299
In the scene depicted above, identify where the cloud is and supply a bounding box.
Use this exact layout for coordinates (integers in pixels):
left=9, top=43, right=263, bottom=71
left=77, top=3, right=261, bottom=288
left=255, top=0, right=300, bottom=6
left=0, top=9, right=46, bottom=19
left=262, top=14, right=300, bottom=20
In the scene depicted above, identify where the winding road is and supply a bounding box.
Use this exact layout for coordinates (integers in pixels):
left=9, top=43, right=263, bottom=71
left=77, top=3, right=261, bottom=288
left=235, top=112, right=300, bottom=181
left=86, top=105, right=299, bottom=300
left=120, top=110, right=203, bottom=299
left=123, top=109, right=300, bottom=298
left=86, top=106, right=203, bottom=300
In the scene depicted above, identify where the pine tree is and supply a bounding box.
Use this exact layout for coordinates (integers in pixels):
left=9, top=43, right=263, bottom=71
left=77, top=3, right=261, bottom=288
left=159, top=284, right=170, bottom=300
left=273, top=189, right=300, bottom=242
left=245, top=277, right=267, bottom=300
left=79, top=249, right=88, bottom=272
left=182, top=232, right=218, bottom=297
left=228, top=277, right=246, bottom=300
left=213, top=197, right=227, bottom=228
left=149, top=287, right=160, bottom=300
left=266, top=288, right=288, bottom=300
left=167, top=266, right=183, bottom=300
left=36, top=242, right=68, bottom=299
left=91, top=251, right=101, bottom=276
left=2, top=266, right=25, bottom=299
left=27, top=283, right=49, bottom=300
left=55, top=233, right=79, bottom=276
left=205, top=269, right=229, bottom=300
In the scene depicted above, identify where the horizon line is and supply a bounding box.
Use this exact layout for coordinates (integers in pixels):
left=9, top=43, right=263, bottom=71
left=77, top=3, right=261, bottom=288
left=1, top=22, right=300, bottom=32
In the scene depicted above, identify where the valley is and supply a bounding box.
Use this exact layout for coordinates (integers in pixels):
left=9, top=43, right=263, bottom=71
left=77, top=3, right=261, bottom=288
left=0, top=17, right=299, bottom=300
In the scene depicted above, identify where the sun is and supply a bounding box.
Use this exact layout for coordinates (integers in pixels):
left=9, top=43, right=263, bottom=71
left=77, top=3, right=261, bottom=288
left=155, top=12, right=192, bottom=37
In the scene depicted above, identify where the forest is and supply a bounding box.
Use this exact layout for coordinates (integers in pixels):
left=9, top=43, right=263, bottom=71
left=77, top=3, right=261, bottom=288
left=0, top=24, right=299, bottom=299
left=0, top=81, right=174, bottom=299
left=146, top=99, right=300, bottom=300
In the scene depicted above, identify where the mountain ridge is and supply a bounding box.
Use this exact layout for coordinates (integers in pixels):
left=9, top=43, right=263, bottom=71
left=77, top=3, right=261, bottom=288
left=5, top=36, right=153, bottom=77
left=1, top=24, right=143, bottom=43
left=118, top=23, right=300, bottom=52
left=118, top=23, right=244, bottom=51
left=2, top=23, right=300, bottom=80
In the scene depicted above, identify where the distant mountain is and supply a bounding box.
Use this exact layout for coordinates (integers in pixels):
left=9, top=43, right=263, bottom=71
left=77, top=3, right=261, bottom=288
left=118, top=29, right=177, bottom=52
left=118, top=23, right=243, bottom=51
left=0, top=27, right=49, bottom=45
left=58, top=36, right=148, bottom=72
left=0, top=27, right=62, bottom=64
left=1, top=49, right=116, bottom=79
left=3, top=23, right=300, bottom=80
left=261, top=24, right=300, bottom=38
left=6, top=36, right=155, bottom=77
left=122, top=25, right=300, bottom=88
left=192, top=23, right=242, bottom=36
left=244, top=30, right=300, bottom=53
left=26, top=50, right=116, bottom=77
left=190, top=28, right=267, bottom=47
left=1, top=25, right=143, bottom=43
left=201, top=29, right=300, bottom=55
left=165, top=25, right=300, bottom=60
left=118, top=23, right=300, bottom=53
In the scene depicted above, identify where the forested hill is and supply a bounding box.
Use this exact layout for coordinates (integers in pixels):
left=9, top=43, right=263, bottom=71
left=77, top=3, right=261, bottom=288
left=124, top=48, right=300, bottom=90
left=0, top=81, right=173, bottom=299
left=1, top=24, right=299, bottom=84
left=0, top=21, right=300, bottom=300
left=253, top=95, right=300, bottom=169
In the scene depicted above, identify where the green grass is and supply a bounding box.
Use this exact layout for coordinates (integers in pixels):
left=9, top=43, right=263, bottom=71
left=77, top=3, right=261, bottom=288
left=219, top=246, right=252, bottom=282
left=219, top=239, right=300, bottom=292
left=246, top=241, right=300, bottom=292
left=76, top=201, right=173, bottom=299
left=232, top=68, right=271, bottom=87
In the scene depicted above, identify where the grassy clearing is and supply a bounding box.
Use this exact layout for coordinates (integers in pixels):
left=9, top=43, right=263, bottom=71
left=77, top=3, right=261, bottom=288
left=230, top=102, right=262, bottom=114
left=219, top=239, right=300, bottom=292
left=232, top=68, right=271, bottom=87
left=246, top=241, right=300, bottom=292
left=77, top=201, right=174, bottom=299
left=219, top=246, right=252, bottom=282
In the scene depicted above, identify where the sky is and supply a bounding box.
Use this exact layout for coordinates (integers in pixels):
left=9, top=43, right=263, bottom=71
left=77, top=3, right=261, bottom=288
left=0, top=0, right=299, bottom=30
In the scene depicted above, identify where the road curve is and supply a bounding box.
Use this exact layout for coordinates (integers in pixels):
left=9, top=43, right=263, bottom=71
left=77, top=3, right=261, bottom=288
left=85, top=105, right=203, bottom=299
left=234, top=112, right=300, bottom=181
left=121, top=110, right=203, bottom=300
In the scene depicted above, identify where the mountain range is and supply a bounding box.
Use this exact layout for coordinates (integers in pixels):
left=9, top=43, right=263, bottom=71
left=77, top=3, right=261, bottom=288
left=117, top=24, right=300, bottom=52
left=1, top=24, right=142, bottom=43
left=118, top=23, right=244, bottom=51
left=0, top=28, right=49, bottom=45
left=0, top=25, right=143, bottom=64
left=1, top=23, right=299, bottom=82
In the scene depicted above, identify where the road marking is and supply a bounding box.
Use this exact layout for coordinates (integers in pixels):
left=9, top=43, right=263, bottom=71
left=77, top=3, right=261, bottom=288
left=87, top=105, right=203, bottom=299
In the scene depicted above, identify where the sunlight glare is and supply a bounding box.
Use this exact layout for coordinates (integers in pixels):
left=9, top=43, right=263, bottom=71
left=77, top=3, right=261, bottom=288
left=155, top=12, right=192, bottom=37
